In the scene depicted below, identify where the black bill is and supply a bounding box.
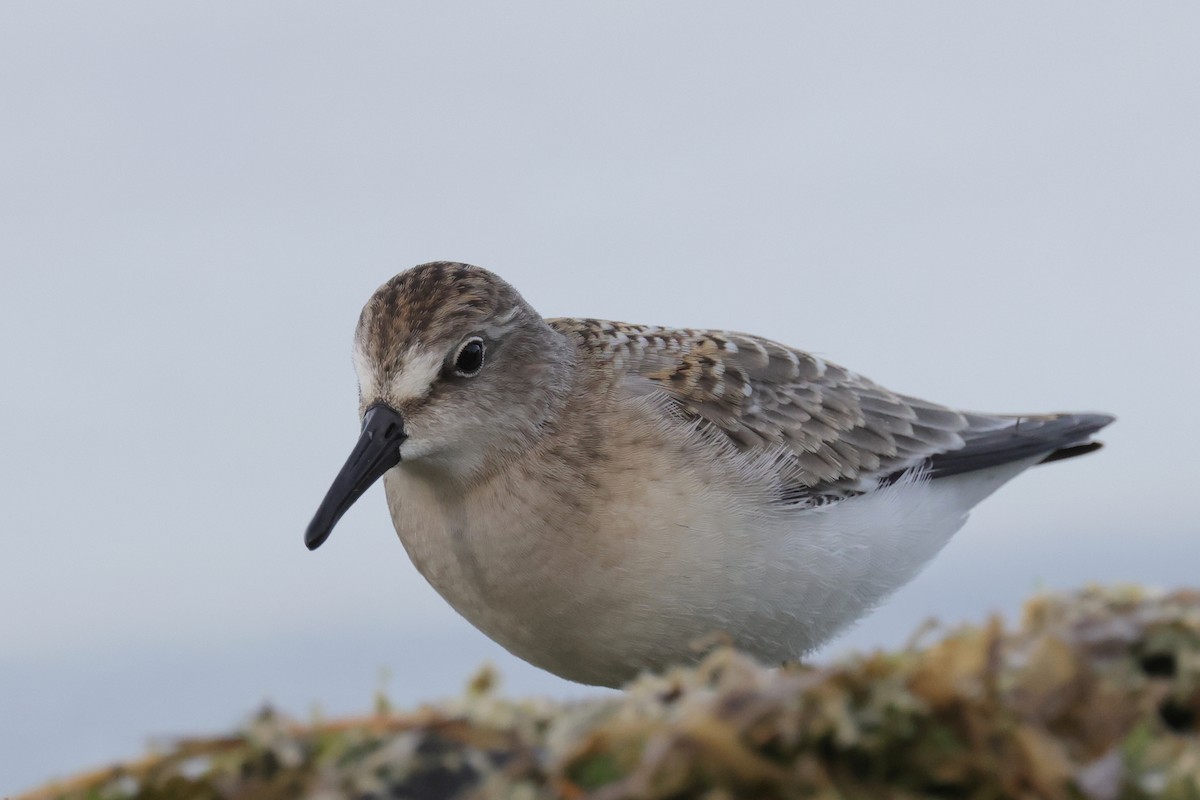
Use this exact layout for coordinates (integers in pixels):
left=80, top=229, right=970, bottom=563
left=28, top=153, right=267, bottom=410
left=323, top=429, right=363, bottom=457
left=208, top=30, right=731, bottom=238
left=305, top=403, right=407, bottom=550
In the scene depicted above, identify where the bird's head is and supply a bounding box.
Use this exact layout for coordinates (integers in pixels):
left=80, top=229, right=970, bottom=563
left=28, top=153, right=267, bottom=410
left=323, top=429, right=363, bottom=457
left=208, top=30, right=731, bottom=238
left=305, top=261, right=572, bottom=550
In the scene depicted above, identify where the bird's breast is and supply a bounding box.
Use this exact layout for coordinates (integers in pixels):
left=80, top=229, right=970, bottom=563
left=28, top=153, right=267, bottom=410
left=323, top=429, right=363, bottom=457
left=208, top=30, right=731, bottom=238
left=378, top=421, right=763, bottom=685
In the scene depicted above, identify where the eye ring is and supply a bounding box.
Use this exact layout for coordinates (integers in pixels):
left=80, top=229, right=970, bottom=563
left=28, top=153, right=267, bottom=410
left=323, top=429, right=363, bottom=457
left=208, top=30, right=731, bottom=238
left=453, top=337, right=486, bottom=377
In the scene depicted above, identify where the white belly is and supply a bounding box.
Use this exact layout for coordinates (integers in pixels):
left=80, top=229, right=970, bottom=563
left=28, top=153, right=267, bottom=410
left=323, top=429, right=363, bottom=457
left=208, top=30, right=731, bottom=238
left=383, top=441, right=1035, bottom=687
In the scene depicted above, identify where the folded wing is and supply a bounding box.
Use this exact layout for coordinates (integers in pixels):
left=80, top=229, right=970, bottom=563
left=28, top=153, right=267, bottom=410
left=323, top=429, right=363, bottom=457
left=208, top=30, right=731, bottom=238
left=551, top=319, right=1114, bottom=502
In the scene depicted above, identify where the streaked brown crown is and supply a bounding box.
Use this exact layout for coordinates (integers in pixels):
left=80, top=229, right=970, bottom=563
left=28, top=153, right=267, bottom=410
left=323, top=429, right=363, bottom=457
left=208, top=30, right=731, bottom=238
left=356, top=261, right=531, bottom=362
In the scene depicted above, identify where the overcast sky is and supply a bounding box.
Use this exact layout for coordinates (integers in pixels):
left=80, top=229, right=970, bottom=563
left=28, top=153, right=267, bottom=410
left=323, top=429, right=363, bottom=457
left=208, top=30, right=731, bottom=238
left=2, top=2, right=1198, bottom=792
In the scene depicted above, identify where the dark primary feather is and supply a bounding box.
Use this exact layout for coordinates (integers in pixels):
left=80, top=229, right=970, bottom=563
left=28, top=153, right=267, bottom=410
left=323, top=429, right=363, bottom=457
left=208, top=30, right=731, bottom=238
left=900, top=412, right=1116, bottom=482
left=550, top=319, right=1113, bottom=503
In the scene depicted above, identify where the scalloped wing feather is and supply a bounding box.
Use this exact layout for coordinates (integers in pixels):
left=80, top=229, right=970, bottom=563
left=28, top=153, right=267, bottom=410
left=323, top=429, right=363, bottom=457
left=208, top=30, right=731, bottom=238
left=549, top=319, right=981, bottom=498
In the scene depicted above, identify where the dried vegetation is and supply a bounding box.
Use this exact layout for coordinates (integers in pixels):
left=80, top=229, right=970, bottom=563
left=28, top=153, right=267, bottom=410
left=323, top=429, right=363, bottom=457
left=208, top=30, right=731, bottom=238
left=18, top=586, right=1200, bottom=799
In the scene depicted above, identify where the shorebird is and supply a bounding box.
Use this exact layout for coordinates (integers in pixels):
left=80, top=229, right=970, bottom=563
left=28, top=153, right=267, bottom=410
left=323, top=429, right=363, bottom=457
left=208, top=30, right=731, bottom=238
left=306, top=261, right=1113, bottom=687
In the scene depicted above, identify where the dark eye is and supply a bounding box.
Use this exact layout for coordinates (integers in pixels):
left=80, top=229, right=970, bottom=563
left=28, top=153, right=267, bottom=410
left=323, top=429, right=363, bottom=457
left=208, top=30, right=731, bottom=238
left=453, top=337, right=485, bottom=377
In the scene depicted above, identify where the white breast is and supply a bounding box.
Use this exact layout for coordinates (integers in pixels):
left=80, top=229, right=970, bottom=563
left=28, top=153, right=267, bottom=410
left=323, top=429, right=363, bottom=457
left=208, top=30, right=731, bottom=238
left=381, top=415, right=1039, bottom=687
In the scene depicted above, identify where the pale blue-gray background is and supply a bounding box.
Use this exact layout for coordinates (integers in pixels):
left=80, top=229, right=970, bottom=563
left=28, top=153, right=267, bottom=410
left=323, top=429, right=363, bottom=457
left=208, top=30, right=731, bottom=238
left=2, top=2, right=1197, bottom=793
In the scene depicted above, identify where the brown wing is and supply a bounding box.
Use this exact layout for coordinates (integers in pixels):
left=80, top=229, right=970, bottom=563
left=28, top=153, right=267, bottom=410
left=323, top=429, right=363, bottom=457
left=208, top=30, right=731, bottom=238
left=550, top=318, right=1114, bottom=501
left=550, top=319, right=977, bottom=496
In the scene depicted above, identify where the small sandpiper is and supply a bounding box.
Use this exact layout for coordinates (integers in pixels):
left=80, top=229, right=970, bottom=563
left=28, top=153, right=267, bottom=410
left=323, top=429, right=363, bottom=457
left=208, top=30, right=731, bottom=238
left=306, top=261, right=1113, bottom=687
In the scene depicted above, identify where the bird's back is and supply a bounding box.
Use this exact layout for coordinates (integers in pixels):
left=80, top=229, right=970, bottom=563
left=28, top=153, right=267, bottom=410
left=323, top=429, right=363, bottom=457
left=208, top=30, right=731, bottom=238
left=550, top=317, right=1113, bottom=503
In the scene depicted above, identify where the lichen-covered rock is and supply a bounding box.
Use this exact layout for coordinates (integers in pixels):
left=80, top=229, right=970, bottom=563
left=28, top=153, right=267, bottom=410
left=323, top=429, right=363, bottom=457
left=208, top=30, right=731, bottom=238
left=19, top=586, right=1200, bottom=800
